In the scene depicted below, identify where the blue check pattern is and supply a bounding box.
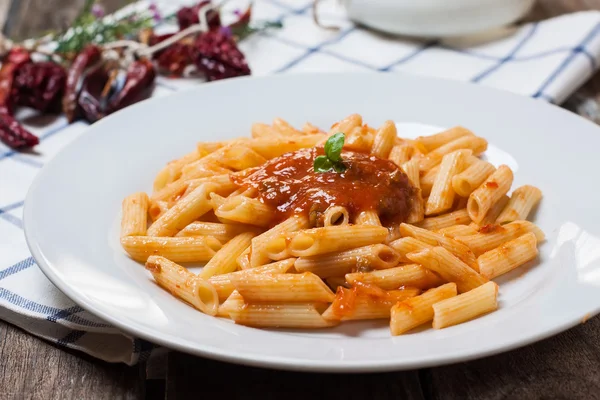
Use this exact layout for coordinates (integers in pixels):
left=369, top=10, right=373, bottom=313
left=1, top=0, right=600, bottom=364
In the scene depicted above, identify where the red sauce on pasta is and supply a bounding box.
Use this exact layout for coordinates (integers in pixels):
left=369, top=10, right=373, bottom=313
left=233, top=147, right=416, bottom=226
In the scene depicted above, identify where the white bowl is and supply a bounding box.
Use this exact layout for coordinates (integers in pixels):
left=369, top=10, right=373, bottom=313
left=344, top=0, right=536, bottom=38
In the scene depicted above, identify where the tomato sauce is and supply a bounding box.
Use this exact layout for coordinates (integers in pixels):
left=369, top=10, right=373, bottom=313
left=233, top=147, right=416, bottom=226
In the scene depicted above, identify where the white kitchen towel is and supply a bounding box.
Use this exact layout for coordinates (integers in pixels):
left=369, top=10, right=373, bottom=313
left=2, top=0, right=600, bottom=365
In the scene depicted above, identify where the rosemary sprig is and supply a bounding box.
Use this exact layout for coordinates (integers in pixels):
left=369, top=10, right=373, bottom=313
left=50, top=0, right=154, bottom=56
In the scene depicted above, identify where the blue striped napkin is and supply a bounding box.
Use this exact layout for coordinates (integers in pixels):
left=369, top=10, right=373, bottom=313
left=1, top=0, right=600, bottom=364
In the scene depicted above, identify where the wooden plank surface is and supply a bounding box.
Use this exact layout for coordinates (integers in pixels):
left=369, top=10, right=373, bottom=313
left=0, top=321, right=145, bottom=399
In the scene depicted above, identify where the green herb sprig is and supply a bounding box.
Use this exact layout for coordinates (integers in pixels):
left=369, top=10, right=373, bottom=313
left=314, top=132, right=347, bottom=173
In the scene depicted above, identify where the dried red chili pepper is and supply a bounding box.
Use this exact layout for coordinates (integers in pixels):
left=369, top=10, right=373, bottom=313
left=154, top=42, right=194, bottom=76
left=0, top=47, right=31, bottom=115
left=177, top=1, right=221, bottom=31
left=0, top=113, right=39, bottom=148
left=63, top=45, right=102, bottom=122
left=107, top=58, right=156, bottom=112
left=76, top=62, right=110, bottom=123
left=193, top=30, right=251, bottom=81
left=13, top=62, right=67, bottom=113
left=77, top=59, right=156, bottom=123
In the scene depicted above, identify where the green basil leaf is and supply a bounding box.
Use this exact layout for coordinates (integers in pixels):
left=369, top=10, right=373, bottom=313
left=324, top=132, right=345, bottom=162
left=332, top=162, right=347, bottom=173
left=314, top=155, right=333, bottom=173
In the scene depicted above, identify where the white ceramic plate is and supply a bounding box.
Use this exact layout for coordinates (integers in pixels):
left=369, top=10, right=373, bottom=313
left=24, top=73, right=600, bottom=372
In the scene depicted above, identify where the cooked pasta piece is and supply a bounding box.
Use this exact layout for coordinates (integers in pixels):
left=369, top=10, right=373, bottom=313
left=228, top=300, right=338, bottom=329
left=209, top=259, right=296, bottom=301
left=344, top=126, right=372, bottom=153
left=398, top=223, right=478, bottom=270
left=390, top=283, right=458, bottom=335
left=354, top=210, right=381, bottom=226
left=478, top=232, right=538, bottom=279
left=121, top=192, right=149, bottom=237
left=147, top=183, right=216, bottom=237
left=436, top=224, right=479, bottom=238
left=324, top=206, right=350, bottom=226
left=417, top=209, right=471, bottom=231
left=295, top=244, right=401, bottom=277
left=415, top=126, right=474, bottom=152
left=479, top=194, right=509, bottom=226
left=215, top=195, right=274, bottom=227
left=251, top=122, right=279, bottom=138
left=153, top=150, right=202, bottom=192
left=237, top=246, right=251, bottom=270
left=303, top=122, right=324, bottom=135
left=406, top=192, right=426, bottom=224
left=401, top=158, right=420, bottom=189
left=407, top=247, right=488, bottom=293
left=250, top=215, right=309, bottom=267
left=426, top=150, right=470, bottom=215
left=420, top=165, right=439, bottom=196
left=432, top=281, right=498, bottom=329
left=272, top=118, right=302, bottom=136
left=219, top=145, right=267, bottom=171
left=419, top=136, right=487, bottom=171
left=148, top=200, right=169, bottom=221
left=230, top=272, right=335, bottom=303
left=145, top=256, right=219, bottom=315
left=389, top=144, right=414, bottom=167
left=329, top=113, right=362, bottom=135
left=176, top=221, right=258, bottom=241
left=389, top=237, right=433, bottom=262
left=322, top=287, right=421, bottom=321
left=346, top=263, right=444, bottom=290
left=452, top=158, right=496, bottom=197
left=467, top=165, right=513, bottom=224
left=455, top=220, right=545, bottom=256
left=371, top=120, right=396, bottom=158
left=249, top=134, right=324, bottom=159
left=266, top=225, right=389, bottom=258
left=121, top=236, right=222, bottom=262
left=199, top=232, right=256, bottom=279
left=496, top=185, right=542, bottom=224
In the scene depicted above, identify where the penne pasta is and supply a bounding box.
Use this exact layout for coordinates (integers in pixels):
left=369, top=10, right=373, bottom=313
left=145, top=256, right=219, bottom=315
left=226, top=297, right=338, bottom=329
left=415, top=126, right=474, bottom=152
left=209, top=259, right=296, bottom=301
left=432, top=281, right=498, bottom=329
left=175, top=221, right=258, bottom=241
left=148, top=200, right=169, bottom=221
left=467, top=165, right=513, bottom=224
left=121, top=192, right=149, bottom=237
left=452, top=158, right=496, bottom=197
left=436, top=224, right=479, bottom=238
left=496, top=185, right=542, bottom=224
left=354, top=210, right=381, bottom=226
left=344, top=126, right=372, bottom=153
left=230, top=272, right=335, bottom=303
left=371, top=120, right=396, bottom=158
left=426, top=150, right=470, bottom=215
left=406, top=191, right=426, bottom=224
left=390, top=282, right=458, bottom=335
left=251, top=122, right=280, bottom=138
left=389, top=144, right=414, bottom=167
left=401, top=158, right=421, bottom=189
left=419, top=136, right=487, bottom=171
left=398, top=223, right=478, bottom=270
left=199, top=232, right=257, bottom=279
left=272, top=118, right=303, bottom=136
left=328, top=113, right=362, bottom=136
left=219, top=145, right=267, bottom=171
left=479, top=194, right=509, bottom=226
left=215, top=195, right=274, bottom=227
left=323, top=206, right=350, bottom=227
left=152, top=150, right=202, bottom=192
left=295, top=244, right=401, bottom=277
left=346, top=263, right=444, bottom=290
left=478, top=232, right=538, bottom=279
left=455, top=220, right=545, bottom=256
left=303, top=122, right=324, bottom=135
left=417, top=209, right=471, bottom=231
left=237, top=246, right=251, bottom=270
left=420, top=165, right=440, bottom=196
left=389, top=236, right=433, bottom=262
left=322, top=287, right=421, bottom=321
left=121, top=236, right=222, bottom=263
left=266, top=225, right=389, bottom=258
left=250, top=215, right=309, bottom=267
left=249, top=135, right=324, bottom=159
left=147, top=183, right=216, bottom=237
left=407, top=247, right=488, bottom=293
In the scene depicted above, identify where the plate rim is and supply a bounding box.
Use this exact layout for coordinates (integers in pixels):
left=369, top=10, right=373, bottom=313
left=22, top=72, right=600, bottom=372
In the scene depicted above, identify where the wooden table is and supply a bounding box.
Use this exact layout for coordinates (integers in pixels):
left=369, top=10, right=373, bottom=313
left=3, top=1, right=600, bottom=399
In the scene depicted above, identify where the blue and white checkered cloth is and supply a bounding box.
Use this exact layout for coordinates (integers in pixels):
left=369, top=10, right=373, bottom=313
left=2, top=0, right=600, bottom=365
